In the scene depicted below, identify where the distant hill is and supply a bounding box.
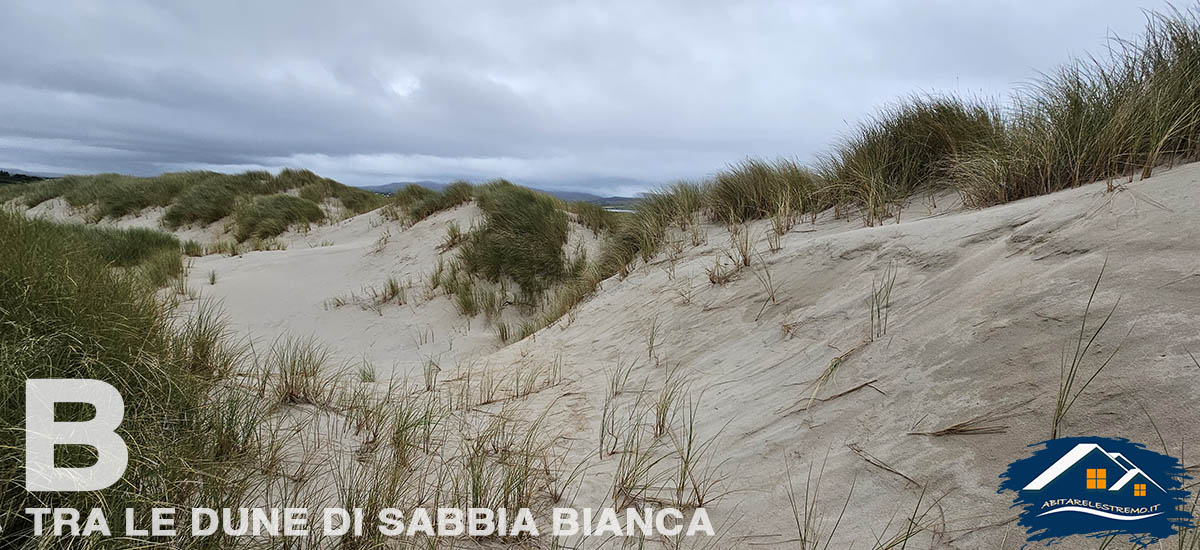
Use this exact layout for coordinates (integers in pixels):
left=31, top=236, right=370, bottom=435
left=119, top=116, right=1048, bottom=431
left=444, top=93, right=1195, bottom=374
left=357, top=181, right=447, bottom=195
left=0, top=170, right=47, bottom=185
left=357, top=181, right=635, bottom=206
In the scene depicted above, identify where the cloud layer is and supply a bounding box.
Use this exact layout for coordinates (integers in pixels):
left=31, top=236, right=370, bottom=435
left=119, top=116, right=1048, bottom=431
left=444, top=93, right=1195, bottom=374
left=0, top=1, right=1170, bottom=194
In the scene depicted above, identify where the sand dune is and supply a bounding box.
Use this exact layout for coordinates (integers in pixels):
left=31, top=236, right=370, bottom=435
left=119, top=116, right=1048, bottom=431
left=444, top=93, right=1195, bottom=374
left=68, top=162, right=1185, bottom=547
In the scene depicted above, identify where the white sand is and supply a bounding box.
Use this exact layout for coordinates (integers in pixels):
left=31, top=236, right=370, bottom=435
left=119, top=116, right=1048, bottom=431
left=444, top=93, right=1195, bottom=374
left=22, top=164, right=1200, bottom=547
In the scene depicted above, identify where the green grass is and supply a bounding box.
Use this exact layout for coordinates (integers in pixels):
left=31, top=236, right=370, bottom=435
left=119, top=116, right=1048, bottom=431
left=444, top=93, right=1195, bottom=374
left=527, top=6, right=1200, bottom=335
left=404, top=181, right=474, bottom=223
left=61, top=172, right=215, bottom=221
left=819, top=96, right=1004, bottom=224
left=5, top=214, right=186, bottom=287
left=1, top=169, right=381, bottom=234
left=390, top=183, right=438, bottom=207
left=295, top=171, right=385, bottom=214
left=568, top=200, right=621, bottom=234
left=457, top=181, right=569, bottom=302
left=0, top=211, right=254, bottom=547
left=707, top=158, right=823, bottom=225
left=951, top=8, right=1200, bottom=206
left=161, top=171, right=274, bottom=227
left=233, top=193, right=326, bottom=241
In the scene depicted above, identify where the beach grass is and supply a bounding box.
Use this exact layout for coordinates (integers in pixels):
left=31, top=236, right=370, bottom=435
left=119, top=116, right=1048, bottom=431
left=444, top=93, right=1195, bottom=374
left=0, top=210, right=258, bottom=546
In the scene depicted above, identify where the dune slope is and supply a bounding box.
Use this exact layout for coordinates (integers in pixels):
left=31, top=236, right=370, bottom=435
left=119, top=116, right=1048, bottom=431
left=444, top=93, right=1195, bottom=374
left=165, top=162, right=1200, bottom=547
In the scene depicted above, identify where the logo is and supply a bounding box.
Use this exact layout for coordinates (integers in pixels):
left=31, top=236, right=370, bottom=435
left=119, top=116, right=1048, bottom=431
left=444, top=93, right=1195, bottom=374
left=25, top=379, right=128, bottom=492
left=999, top=437, right=1192, bottom=546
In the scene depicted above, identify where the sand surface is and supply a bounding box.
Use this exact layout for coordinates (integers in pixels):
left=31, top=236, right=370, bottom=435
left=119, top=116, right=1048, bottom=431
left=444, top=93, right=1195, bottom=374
left=19, top=164, right=1200, bottom=547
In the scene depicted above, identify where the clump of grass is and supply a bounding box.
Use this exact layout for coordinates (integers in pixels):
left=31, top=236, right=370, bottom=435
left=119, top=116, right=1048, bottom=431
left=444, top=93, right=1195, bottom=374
left=205, top=240, right=241, bottom=256
left=568, top=200, right=620, bottom=234
left=952, top=7, right=1200, bottom=207
left=706, top=256, right=738, bottom=285
left=706, top=158, right=821, bottom=225
left=18, top=177, right=84, bottom=207
left=161, top=171, right=275, bottom=228
left=268, top=335, right=340, bottom=407
left=60, top=172, right=209, bottom=221
left=457, top=181, right=569, bottom=302
left=0, top=210, right=258, bottom=543
left=454, top=282, right=479, bottom=316
left=294, top=171, right=385, bottom=214
left=867, top=262, right=898, bottom=341
left=819, top=96, right=1004, bottom=225
left=233, top=194, right=326, bottom=241
left=182, top=239, right=204, bottom=256
left=405, top=181, right=474, bottom=223
left=440, top=220, right=466, bottom=250
left=374, top=276, right=407, bottom=306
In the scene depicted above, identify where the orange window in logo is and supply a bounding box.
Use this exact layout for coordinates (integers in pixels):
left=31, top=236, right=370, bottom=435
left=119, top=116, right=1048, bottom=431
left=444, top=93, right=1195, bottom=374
left=1086, top=468, right=1107, bottom=489
left=1134, top=483, right=1146, bottom=496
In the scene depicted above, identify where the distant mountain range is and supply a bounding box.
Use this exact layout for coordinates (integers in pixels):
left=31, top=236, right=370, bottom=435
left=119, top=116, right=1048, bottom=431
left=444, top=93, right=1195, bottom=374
left=356, top=181, right=637, bottom=207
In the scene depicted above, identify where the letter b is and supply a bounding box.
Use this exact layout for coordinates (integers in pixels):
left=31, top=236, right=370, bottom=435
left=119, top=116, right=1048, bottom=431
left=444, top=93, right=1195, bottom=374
left=25, top=379, right=128, bottom=491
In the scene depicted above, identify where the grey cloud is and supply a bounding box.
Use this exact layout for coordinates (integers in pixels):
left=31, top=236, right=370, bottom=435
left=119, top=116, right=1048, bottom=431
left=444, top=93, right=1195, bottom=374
left=0, top=0, right=1173, bottom=194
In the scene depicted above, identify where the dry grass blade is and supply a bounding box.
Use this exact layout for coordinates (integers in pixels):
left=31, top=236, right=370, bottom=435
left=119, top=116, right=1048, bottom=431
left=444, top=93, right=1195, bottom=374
left=846, top=443, right=919, bottom=487
left=907, top=397, right=1034, bottom=436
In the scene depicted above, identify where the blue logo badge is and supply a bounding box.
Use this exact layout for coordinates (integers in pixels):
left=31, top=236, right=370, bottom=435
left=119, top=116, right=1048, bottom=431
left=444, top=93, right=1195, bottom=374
left=999, top=437, right=1193, bottom=546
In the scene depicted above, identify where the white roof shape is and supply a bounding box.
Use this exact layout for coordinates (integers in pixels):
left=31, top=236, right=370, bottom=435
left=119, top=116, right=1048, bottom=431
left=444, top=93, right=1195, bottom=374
left=1022, top=443, right=1163, bottom=493
left=1109, top=467, right=1166, bottom=493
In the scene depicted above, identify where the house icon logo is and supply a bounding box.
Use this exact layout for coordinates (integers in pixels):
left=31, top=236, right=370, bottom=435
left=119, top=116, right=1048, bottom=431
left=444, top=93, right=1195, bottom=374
left=999, top=437, right=1192, bottom=547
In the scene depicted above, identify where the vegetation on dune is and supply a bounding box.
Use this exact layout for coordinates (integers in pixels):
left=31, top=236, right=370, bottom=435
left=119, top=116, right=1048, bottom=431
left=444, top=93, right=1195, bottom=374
left=705, top=159, right=820, bottom=225
left=605, top=5, right=1200, bottom=262
left=567, top=200, right=622, bottom=234
left=389, top=183, right=438, bottom=207
left=458, top=181, right=570, bottom=300
left=8, top=214, right=186, bottom=287
left=511, top=6, right=1200, bottom=340
left=0, top=211, right=252, bottom=547
left=293, top=169, right=385, bottom=213
left=404, top=181, right=475, bottom=223
left=233, top=193, right=326, bottom=241
left=61, top=172, right=214, bottom=222
left=818, top=97, right=1004, bottom=223
left=953, top=8, right=1200, bottom=206
left=0, top=170, right=44, bottom=185
left=1, top=168, right=382, bottom=242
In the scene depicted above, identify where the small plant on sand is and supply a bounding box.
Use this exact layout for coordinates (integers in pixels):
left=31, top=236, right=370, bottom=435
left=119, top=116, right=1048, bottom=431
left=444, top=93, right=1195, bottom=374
left=208, top=269, right=217, bottom=285
left=423, top=357, right=440, bottom=391
left=1051, top=263, right=1125, bottom=439
left=645, top=315, right=662, bottom=362
left=653, top=369, right=687, bottom=437
left=751, top=252, right=780, bottom=321
left=440, top=221, right=467, bottom=250
left=182, top=239, right=204, bottom=256
left=376, top=276, right=407, bottom=305
left=731, top=226, right=753, bottom=267
left=371, top=229, right=391, bottom=254
left=269, top=335, right=340, bottom=408
left=867, top=262, right=898, bottom=340
left=672, top=397, right=726, bottom=507
left=706, top=255, right=738, bottom=285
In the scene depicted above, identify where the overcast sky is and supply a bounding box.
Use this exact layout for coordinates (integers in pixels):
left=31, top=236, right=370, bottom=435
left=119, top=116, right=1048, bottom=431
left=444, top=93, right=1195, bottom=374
left=0, top=1, right=1173, bottom=195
